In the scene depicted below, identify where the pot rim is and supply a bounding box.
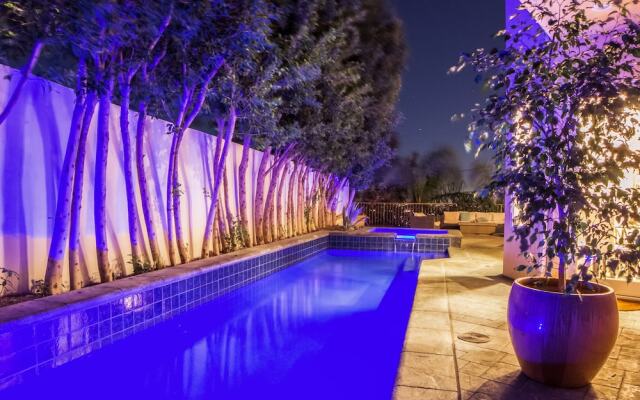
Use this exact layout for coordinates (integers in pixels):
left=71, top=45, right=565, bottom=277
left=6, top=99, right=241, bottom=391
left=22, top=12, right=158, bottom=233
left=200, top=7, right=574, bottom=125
left=513, top=277, right=615, bottom=297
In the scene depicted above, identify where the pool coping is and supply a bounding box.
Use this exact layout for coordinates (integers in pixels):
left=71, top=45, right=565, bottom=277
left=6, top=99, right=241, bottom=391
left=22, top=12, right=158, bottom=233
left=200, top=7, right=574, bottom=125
left=361, top=226, right=462, bottom=235
left=359, top=227, right=463, bottom=247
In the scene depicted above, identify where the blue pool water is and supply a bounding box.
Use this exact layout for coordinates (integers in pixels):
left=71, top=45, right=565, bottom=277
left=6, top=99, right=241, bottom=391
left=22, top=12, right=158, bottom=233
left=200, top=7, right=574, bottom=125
left=370, top=227, right=448, bottom=240
left=2, top=249, right=443, bottom=400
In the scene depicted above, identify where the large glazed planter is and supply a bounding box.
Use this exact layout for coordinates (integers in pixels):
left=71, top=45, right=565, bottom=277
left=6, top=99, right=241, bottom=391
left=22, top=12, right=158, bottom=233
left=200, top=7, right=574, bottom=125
left=507, top=277, right=619, bottom=388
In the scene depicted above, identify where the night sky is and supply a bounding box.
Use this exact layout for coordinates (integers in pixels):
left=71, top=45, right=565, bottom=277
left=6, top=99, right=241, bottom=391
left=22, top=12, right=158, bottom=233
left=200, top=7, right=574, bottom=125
left=390, top=0, right=505, bottom=170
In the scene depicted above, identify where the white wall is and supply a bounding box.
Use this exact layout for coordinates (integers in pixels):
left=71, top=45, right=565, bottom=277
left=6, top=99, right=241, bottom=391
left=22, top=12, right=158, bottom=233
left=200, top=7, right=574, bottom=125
left=0, top=65, right=348, bottom=293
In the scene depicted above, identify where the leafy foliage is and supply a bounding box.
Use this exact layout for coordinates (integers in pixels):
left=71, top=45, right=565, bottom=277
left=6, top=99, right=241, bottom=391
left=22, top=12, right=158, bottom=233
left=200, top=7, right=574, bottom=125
left=129, top=256, right=155, bottom=275
left=224, top=219, right=248, bottom=252
left=457, top=0, right=640, bottom=291
left=288, top=0, right=405, bottom=189
left=0, top=267, right=19, bottom=296
left=342, top=200, right=365, bottom=231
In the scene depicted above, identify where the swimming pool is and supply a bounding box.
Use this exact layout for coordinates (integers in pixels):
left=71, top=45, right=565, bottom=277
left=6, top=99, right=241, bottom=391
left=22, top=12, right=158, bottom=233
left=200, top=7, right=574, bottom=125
left=1, top=249, right=442, bottom=400
left=370, top=227, right=448, bottom=239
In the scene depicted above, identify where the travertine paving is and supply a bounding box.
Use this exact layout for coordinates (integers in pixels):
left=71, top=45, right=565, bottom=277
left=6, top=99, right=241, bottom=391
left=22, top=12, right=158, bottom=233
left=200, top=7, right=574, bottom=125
left=394, top=235, right=640, bottom=400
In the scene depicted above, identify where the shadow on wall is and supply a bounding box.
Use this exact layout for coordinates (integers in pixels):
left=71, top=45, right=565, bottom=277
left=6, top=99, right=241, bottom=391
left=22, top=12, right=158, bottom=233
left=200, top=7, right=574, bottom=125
left=2, top=76, right=28, bottom=292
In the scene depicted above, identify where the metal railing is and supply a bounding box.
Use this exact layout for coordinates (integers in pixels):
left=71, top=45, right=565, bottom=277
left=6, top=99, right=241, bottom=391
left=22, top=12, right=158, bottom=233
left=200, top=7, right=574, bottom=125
left=359, top=202, right=504, bottom=227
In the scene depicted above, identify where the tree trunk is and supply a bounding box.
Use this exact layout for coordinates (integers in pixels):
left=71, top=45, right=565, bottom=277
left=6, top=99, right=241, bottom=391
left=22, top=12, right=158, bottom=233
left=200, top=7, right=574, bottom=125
left=317, top=176, right=325, bottom=229
left=297, top=166, right=307, bottom=235
left=68, top=91, right=97, bottom=290
left=324, top=175, right=334, bottom=226
left=557, top=205, right=567, bottom=292
left=253, top=147, right=271, bottom=245
left=217, top=190, right=230, bottom=253
left=45, top=59, right=88, bottom=293
left=308, top=173, right=318, bottom=232
left=237, top=135, right=252, bottom=247
left=211, top=209, right=220, bottom=256
left=170, top=59, right=224, bottom=263
left=95, top=75, right=115, bottom=283
left=222, top=166, right=235, bottom=250
left=319, top=175, right=328, bottom=228
left=201, top=109, right=235, bottom=257
left=287, top=163, right=299, bottom=237
left=135, top=100, right=162, bottom=268
left=119, top=79, right=143, bottom=270
left=329, top=177, right=346, bottom=226
left=171, top=128, right=190, bottom=263
left=203, top=119, right=225, bottom=257
left=276, top=161, right=289, bottom=240
left=263, top=157, right=284, bottom=243
left=0, top=40, right=44, bottom=126
left=166, top=131, right=179, bottom=266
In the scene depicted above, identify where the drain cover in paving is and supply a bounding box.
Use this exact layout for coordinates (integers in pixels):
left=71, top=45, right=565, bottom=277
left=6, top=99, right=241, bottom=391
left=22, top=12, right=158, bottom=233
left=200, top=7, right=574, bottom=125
left=457, top=332, right=490, bottom=343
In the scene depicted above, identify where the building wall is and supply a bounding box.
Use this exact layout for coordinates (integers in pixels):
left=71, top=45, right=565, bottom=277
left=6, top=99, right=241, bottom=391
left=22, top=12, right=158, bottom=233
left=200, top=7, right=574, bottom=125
left=0, top=64, right=348, bottom=293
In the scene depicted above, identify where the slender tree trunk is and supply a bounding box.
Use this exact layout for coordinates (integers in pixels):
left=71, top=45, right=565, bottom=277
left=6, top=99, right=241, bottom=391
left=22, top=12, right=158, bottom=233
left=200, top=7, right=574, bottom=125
left=253, top=147, right=271, bottom=245
left=297, top=166, right=307, bottom=235
left=324, top=175, right=334, bottom=226
left=69, top=91, right=97, bottom=290
left=308, top=173, right=318, bottom=232
left=212, top=209, right=221, bottom=255
left=119, top=78, right=143, bottom=270
left=135, top=100, right=162, bottom=268
left=217, top=190, right=229, bottom=253
left=0, top=40, right=44, bottom=126
left=207, top=120, right=226, bottom=256
left=237, top=135, right=252, bottom=247
left=165, top=93, right=191, bottom=266
left=317, top=175, right=325, bottom=229
left=95, top=74, right=115, bottom=283
left=171, top=129, right=190, bottom=263
left=201, top=109, right=235, bottom=257
left=222, top=166, right=235, bottom=250
left=276, top=162, right=289, bottom=240
left=557, top=205, right=567, bottom=292
left=320, top=175, right=329, bottom=228
left=329, top=177, right=346, bottom=226
left=287, top=163, right=299, bottom=237
left=45, top=59, right=88, bottom=293
left=263, top=158, right=284, bottom=243
left=316, top=175, right=323, bottom=229
left=170, top=60, right=224, bottom=263
left=166, top=132, right=179, bottom=266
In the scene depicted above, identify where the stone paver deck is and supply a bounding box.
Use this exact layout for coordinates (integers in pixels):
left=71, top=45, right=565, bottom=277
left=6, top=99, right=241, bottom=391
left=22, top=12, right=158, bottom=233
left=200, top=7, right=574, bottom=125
left=394, top=235, right=640, bottom=400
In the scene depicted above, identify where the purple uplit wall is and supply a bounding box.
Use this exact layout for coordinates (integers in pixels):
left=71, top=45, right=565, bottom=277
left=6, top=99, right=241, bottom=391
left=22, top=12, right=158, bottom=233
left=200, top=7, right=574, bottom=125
left=0, top=64, right=349, bottom=293
left=502, top=0, right=549, bottom=282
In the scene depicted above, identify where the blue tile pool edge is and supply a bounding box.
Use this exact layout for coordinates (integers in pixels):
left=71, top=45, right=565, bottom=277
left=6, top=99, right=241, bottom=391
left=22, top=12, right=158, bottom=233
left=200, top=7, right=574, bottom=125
left=0, top=231, right=452, bottom=390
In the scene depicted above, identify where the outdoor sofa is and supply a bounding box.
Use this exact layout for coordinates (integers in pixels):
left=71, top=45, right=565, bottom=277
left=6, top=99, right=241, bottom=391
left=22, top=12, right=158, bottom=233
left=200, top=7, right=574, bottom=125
left=440, top=211, right=505, bottom=234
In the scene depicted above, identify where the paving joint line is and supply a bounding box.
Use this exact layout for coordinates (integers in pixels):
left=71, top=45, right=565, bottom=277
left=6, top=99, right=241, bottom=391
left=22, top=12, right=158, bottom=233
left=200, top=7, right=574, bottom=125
left=443, top=263, right=462, bottom=400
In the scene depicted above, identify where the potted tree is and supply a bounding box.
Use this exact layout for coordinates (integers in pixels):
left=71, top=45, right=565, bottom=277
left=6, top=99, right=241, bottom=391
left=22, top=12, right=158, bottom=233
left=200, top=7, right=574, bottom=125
left=457, top=0, right=640, bottom=388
